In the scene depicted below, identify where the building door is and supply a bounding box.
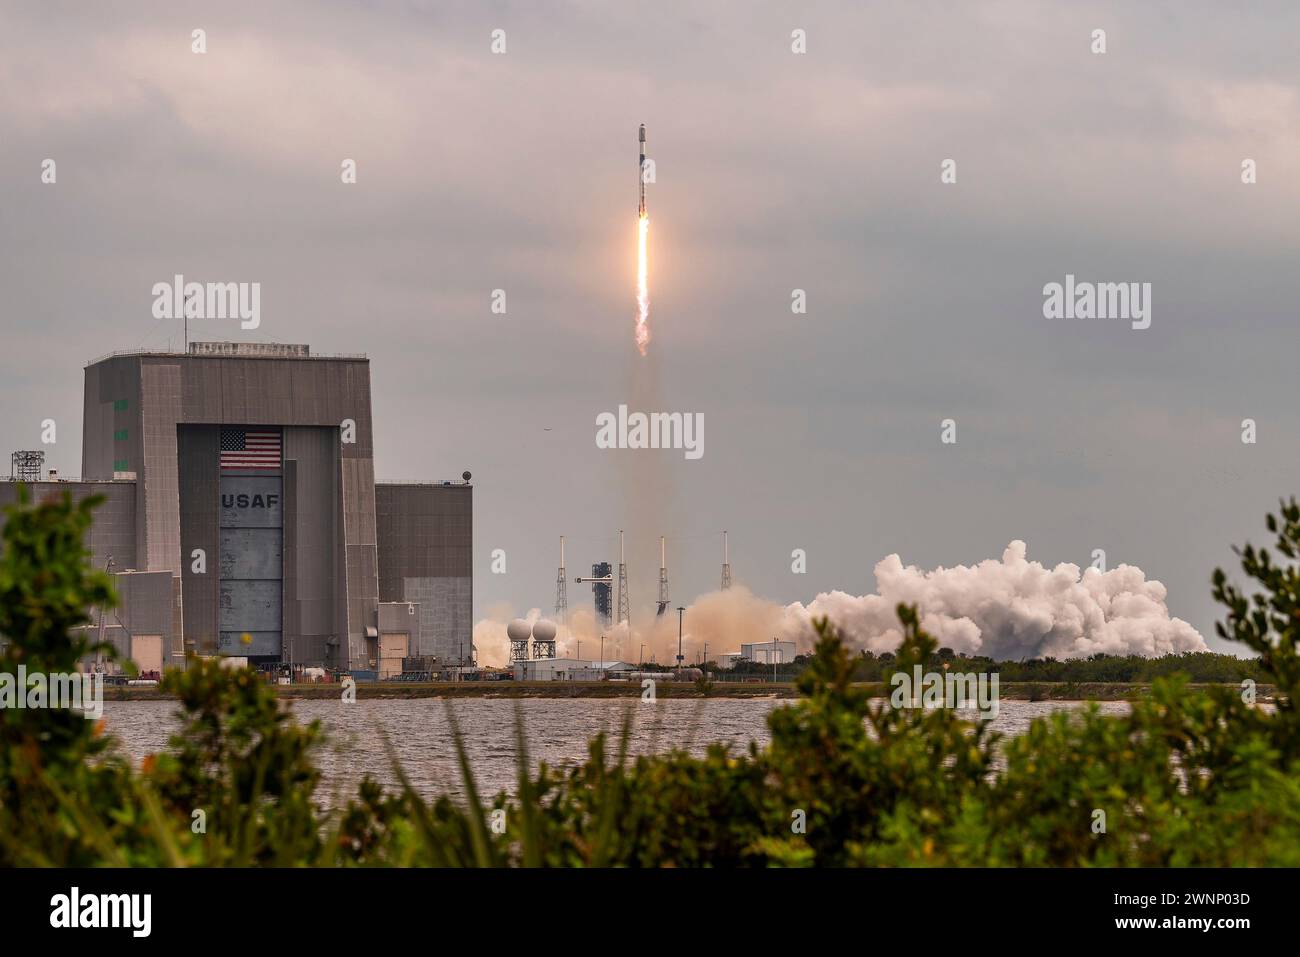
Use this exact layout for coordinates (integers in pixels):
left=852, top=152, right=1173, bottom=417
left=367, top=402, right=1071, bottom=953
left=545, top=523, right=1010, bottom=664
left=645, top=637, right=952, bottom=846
left=132, top=635, right=163, bottom=676
left=378, top=633, right=409, bottom=679
left=217, top=445, right=284, bottom=659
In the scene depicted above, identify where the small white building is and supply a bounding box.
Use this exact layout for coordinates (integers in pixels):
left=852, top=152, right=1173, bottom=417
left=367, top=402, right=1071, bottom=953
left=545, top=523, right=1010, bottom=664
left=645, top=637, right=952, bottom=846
left=513, top=658, right=635, bottom=681
left=740, top=640, right=798, bottom=665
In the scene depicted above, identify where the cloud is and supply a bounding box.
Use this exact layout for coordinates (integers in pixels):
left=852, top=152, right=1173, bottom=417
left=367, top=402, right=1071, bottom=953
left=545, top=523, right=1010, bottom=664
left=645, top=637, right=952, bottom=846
left=4, top=0, right=1296, bottom=660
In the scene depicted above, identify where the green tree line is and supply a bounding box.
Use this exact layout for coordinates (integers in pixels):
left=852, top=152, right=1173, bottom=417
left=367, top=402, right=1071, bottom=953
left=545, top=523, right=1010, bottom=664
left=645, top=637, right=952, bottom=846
left=719, top=646, right=1265, bottom=685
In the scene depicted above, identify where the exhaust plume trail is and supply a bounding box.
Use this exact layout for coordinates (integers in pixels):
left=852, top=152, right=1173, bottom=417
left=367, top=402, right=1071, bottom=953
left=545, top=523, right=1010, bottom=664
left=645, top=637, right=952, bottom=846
left=635, top=123, right=650, bottom=355
left=635, top=212, right=650, bottom=355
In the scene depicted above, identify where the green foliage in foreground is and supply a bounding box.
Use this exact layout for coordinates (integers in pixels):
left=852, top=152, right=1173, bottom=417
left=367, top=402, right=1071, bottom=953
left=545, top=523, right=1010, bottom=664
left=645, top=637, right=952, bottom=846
left=2, top=488, right=1299, bottom=866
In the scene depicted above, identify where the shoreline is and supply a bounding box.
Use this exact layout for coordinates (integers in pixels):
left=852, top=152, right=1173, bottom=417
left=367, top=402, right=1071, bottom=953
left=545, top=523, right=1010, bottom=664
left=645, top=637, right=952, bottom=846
left=102, top=680, right=1275, bottom=703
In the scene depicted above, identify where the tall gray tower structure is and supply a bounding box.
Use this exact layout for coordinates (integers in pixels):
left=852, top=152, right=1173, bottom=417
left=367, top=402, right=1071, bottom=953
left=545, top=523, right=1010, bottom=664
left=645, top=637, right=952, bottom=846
left=721, top=530, right=732, bottom=591
left=657, top=535, right=669, bottom=616
left=616, top=529, right=630, bottom=627
left=554, top=535, right=568, bottom=625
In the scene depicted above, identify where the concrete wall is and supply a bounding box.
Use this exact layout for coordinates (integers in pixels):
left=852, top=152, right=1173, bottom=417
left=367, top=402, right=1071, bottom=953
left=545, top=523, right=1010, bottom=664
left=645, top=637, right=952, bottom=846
left=376, top=484, right=472, bottom=663
left=140, top=362, right=184, bottom=575
left=741, top=640, right=797, bottom=663
left=178, top=426, right=219, bottom=655
left=0, top=479, right=144, bottom=665
left=110, top=569, right=175, bottom=659
left=377, top=601, right=420, bottom=638
left=0, top=480, right=137, bottom=572
left=283, top=426, right=342, bottom=667
left=341, top=458, right=378, bottom=669
left=82, top=358, right=142, bottom=483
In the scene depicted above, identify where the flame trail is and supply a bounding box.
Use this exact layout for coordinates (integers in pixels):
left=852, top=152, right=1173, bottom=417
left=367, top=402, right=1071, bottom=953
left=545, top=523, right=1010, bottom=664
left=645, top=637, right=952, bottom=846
left=635, top=212, right=650, bottom=355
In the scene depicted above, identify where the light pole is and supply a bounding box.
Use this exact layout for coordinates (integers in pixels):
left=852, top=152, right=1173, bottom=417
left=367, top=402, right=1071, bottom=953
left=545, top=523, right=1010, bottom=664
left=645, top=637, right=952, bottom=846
left=676, top=607, right=685, bottom=670
left=639, top=642, right=645, bottom=667
left=771, top=637, right=779, bottom=682
left=599, top=634, right=605, bottom=680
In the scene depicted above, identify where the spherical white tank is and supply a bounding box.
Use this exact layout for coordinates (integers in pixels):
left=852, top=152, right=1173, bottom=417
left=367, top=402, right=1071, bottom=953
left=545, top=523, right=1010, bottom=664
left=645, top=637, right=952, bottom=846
left=506, top=619, right=532, bottom=642
left=531, top=620, right=557, bottom=642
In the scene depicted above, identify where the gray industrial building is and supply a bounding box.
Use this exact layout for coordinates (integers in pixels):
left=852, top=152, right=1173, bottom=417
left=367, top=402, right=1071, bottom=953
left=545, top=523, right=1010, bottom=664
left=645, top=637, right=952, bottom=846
left=0, top=341, right=472, bottom=675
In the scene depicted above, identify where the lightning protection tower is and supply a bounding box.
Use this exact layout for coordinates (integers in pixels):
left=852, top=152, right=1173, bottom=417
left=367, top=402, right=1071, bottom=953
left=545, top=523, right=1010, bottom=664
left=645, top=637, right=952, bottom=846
left=554, top=535, right=568, bottom=625
left=616, top=529, right=630, bottom=627
left=721, top=530, right=733, bottom=591
left=657, top=535, right=669, bottom=616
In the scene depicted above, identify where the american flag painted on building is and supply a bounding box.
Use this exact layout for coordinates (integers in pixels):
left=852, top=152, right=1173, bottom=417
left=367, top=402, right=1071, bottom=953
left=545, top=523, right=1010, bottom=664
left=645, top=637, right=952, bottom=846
left=220, top=427, right=281, bottom=470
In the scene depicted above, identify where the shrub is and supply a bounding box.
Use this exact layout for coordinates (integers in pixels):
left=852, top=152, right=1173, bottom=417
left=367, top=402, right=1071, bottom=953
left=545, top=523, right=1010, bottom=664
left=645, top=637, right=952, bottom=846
left=1, top=489, right=1298, bottom=866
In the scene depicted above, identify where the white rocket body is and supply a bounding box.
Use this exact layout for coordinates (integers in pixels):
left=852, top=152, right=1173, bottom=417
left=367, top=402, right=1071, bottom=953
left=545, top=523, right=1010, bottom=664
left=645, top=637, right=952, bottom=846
left=638, top=124, right=647, bottom=216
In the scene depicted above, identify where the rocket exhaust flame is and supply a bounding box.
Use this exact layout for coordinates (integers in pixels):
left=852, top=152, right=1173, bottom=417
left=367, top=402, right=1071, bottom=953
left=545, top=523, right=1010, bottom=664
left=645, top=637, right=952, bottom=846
left=635, top=123, right=650, bottom=356
left=635, top=212, right=650, bottom=355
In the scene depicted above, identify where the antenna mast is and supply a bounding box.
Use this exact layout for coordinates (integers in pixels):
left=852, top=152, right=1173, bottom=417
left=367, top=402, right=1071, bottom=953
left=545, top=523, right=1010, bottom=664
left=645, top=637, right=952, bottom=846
left=616, top=529, right=630, bottom=627
left=657, top=535, right=669, bottom=615
left=554, top=535, right=568, bottom=625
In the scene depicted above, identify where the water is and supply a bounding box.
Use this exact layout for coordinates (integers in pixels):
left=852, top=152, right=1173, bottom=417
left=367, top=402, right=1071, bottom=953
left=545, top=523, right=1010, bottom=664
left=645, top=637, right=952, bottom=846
left=102, top=697, right=1129, bottom=806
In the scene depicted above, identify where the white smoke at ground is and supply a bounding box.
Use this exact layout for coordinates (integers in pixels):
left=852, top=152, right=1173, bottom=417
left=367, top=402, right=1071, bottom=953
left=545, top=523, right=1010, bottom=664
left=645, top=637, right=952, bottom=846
left=473, top=588, right=785, bottom=668
left=473, top=606, right=652, bottom=667
left=473, top=541, right=1207, bottom=667
left=779, top=541, right=1208, bottom=660
left=472, top=601, right=526, bottom=667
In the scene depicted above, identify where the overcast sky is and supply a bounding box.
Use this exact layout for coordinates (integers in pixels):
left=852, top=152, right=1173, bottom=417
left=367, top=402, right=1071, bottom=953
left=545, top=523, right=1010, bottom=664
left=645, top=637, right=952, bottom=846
left=2, top=1, right=1298, bottom=655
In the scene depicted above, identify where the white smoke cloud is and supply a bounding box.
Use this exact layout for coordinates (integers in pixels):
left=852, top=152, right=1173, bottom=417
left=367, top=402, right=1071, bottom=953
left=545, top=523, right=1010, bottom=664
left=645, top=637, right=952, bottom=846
left=473, top=541, right=1207, bottom=667
left=779, top=541, right=1208, bottom=659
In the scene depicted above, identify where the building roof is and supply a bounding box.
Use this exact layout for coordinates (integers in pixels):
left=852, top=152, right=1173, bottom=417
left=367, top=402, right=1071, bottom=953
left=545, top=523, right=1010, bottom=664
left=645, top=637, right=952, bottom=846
left=86, top=342, right=367, bottom=366
left=515, top=658, right=633, bottom=669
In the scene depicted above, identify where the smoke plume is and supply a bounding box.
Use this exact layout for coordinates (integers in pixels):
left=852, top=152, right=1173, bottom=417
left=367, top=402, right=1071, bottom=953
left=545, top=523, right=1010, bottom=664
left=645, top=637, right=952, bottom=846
left=473, top=541, right=1207, bottom=667
left=779, top=541, right=1207, bottom=659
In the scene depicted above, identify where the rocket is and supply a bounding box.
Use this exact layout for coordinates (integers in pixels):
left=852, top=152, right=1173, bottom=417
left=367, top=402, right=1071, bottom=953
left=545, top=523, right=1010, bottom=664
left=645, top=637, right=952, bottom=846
left=638, top=123, right=647, bottom=216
